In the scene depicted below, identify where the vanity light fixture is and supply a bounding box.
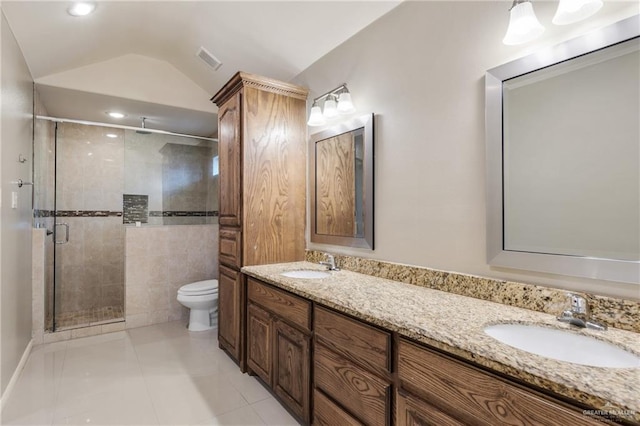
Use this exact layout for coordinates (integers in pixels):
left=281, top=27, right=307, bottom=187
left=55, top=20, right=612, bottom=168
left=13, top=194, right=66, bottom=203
left=502, top=0, right=545, bottom=45
left=307, top=84, right=357, bottom=126
left=67, top=2, right=96, bottom=17
left=552, top=0, right=603, bottom=25
left=307, top=101, right=326, bottom=126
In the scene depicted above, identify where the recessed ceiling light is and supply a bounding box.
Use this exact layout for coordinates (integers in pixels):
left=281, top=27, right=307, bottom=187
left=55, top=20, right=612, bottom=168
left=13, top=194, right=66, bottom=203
left=67, top=2, right=96, bottom=17
left=107, top=111, right=125, bottom=119
left=106, top=133, right=118, bottom=138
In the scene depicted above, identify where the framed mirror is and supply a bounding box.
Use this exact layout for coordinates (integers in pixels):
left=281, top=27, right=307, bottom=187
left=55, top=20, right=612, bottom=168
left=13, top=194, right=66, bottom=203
left=310, top=113, right=374, bottom=249
left=486, top=15, right=639, bottom=284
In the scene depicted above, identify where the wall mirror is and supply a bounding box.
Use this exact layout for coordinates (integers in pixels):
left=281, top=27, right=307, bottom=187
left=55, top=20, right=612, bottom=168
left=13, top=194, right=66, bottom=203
left=486, top=15, right=639, bottom=284
left=310, top=113, right=374, bottom=249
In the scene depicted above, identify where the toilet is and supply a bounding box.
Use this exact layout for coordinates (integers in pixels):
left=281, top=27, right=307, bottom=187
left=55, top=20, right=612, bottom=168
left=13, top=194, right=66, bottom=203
left=176, top=279, right=219, bottom=331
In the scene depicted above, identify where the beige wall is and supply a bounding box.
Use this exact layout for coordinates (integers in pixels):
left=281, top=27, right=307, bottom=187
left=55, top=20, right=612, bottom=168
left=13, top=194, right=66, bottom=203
left=294, top=1, right=640, bottom=299
left=125, top=224, right=218, bottom=328
left=36, top=54, right=216, bottom=114
left=1, top=11, right=34, bottom=396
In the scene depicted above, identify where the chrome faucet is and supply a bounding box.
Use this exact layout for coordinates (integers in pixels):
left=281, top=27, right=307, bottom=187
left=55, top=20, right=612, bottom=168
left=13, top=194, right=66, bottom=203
left=319, top=253, right=340, bottom=271
left=557, top=293, right=607, bottom=331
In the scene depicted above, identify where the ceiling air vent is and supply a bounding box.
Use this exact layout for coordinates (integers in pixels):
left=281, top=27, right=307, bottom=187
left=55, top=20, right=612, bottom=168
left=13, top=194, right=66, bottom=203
left=196, top=46, right=223, bottom=71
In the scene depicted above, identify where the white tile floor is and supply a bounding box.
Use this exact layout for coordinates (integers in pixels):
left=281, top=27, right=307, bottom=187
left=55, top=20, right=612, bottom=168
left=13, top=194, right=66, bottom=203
left=1, top=321, right=301, bottom=426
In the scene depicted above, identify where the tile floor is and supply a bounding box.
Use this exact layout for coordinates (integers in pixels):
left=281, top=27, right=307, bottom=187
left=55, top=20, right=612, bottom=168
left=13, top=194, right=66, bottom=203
left=1, top=321, right=301, bottom=426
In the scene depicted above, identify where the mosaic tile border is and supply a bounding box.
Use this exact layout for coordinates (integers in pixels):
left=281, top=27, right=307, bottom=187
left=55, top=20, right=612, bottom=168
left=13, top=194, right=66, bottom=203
left=36, top=209, right=219, bottom=219
left=305, top=250, right=640, bottom=333
left=34, top=209, right=54, bottom=218
left=55, top=210, right=123, bottom=217
left=149, top=210, right=219, bottom=217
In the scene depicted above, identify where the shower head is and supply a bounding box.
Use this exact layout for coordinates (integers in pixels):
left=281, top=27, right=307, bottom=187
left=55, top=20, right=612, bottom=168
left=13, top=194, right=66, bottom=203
left=136, top=117, right=152, bottom=135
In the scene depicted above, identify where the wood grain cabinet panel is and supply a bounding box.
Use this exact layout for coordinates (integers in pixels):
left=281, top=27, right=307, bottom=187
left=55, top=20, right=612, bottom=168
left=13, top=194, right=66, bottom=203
left=314, top=306, right=390, bottom=378
left=218, top=266, right=243, bottom=361
left=398, top=338, right=605, bottom=426
left=217, top=92, right=242, bottom=228
left=212, top=73, right=308, bottom=369
left=247, top=278, right=310, bottom=332
left=245, top=279, right=311, bottom=425
left=241, top=86, right=307, bottom=267
left=314, top=343, right=390, bottom=426
left=246, top=303, right=272, bottom=385
left=274, top=319, right=310, bottom=422
left=219, top=228, right=242, bottom=268
left=313, top=389, right=363, bottom=426
left=396, top=390, right=464, bottom=426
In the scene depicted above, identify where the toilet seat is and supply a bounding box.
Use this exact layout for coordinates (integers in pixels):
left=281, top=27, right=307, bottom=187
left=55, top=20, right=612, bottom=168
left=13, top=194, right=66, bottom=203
left=178, top=279, right=218, bottom=296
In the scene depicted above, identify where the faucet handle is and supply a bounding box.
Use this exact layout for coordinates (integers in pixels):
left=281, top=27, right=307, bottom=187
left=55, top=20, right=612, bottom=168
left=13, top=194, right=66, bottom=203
left=567, top=293, right=589, bottom=315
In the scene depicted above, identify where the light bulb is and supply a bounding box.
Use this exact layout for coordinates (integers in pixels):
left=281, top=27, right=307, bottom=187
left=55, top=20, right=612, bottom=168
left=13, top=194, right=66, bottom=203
left=337, top=92, right=356, bottom=114
left=323, top=95, right=338, bottom=118
left=307, top=102, right=326, bottom=126
left=552, top=0, right=603, bottom=25
left=502, top=1, right=545, bottom=46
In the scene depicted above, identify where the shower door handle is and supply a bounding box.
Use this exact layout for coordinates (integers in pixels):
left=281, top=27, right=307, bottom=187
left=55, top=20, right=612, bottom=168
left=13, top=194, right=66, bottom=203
left=54, top=223, right=69, bottom=244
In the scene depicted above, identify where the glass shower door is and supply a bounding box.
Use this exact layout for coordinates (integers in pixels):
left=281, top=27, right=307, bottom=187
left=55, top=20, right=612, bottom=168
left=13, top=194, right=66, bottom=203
left=52, top=122, right=125, bottom=330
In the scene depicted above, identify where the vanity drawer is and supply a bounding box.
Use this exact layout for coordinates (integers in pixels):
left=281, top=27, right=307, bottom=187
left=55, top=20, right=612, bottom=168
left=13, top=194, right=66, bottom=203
left=314, top=343, right=390, bottom=426
left=219, top=228, right=241, bottom=268
left=315, top=306, right=391, bottom=377
left=397, top=338, right=604, bottom=426
left=247, top=278, right=311, bottom=332
left=313, top=389, right=363, bottom=426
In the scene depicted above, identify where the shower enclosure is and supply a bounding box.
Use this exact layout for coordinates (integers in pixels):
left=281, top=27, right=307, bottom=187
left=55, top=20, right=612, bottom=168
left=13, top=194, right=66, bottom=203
left=34, top=118, right=218, bottom=332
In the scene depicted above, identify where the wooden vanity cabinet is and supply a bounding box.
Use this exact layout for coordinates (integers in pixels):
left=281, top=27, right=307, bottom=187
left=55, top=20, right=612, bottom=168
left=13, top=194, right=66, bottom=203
left=246, top=278, right=312, bottom=423
left=217, top=265, right=243, bottom=361
left=313, top=306, right=392, bottom=426
left=211, top=72, right=308, bottom=368
left=397, top=338, right=607, bottom=426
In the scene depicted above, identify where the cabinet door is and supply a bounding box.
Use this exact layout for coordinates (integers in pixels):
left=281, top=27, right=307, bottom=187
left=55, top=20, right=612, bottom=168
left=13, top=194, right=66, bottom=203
left=398, top=338, right=605, bottom=426
left=247, top=303, right=272, bottom=385
left=314, top=343, right=390, bottom=426
left=314, top=389, right=363, bottom=426
left=218, top=265, right=243, bottom=362
left=219, top=227, right=242, bottom=269
left=397, top=390, right=464, bottom=426
left=273, top=320, right=310, bottom=423
left=217, top=91, right=242, bottom=227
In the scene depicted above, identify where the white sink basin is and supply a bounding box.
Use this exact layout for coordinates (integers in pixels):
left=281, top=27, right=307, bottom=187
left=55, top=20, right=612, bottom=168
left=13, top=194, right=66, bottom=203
left=484, top=324, right=640, bottom=368
left=280, top=270, right=331, bottom=279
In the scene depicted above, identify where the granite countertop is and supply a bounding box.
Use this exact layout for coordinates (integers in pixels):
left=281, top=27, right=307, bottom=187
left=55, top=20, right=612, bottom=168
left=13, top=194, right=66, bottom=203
left=242, top=261, right=640, bottom=422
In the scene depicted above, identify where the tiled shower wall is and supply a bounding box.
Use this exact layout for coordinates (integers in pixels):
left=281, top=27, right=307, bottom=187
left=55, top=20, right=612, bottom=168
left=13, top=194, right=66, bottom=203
left=125, top=224, right=218, bottom=328
left=124, top=132, right=218, bottom=226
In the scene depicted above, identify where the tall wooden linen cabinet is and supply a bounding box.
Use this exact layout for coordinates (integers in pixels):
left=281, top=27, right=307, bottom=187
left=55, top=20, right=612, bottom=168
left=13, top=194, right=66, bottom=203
left=211, top=72, right=308, bottom=368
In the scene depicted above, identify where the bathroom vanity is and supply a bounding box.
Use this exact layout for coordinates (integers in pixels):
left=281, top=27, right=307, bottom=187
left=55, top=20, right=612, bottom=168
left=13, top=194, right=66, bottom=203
left=239, top=262, right=639, bottom=425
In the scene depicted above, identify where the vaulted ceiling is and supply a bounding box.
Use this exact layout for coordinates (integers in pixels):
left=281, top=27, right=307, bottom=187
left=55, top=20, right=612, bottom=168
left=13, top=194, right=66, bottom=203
left=2, top=1, right=401, bottom=136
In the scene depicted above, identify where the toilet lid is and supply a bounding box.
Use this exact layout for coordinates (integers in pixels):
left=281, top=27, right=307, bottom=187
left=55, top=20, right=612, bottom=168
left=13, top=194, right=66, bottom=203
left=178, top=279, right=218, bottom=295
